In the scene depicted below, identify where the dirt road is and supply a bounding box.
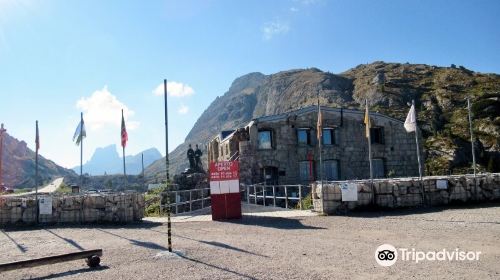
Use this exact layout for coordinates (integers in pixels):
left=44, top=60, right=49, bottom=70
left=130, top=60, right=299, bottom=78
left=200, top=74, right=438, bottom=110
left=1, top=203, right=499, bottom=279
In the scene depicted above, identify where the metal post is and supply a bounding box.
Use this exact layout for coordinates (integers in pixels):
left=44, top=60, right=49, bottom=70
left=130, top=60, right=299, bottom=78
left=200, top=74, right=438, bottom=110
left=189, top=190, right=192, bottom=212
left=299, top=185, right=302, bottom=210
left=317, top=93, right=323, bottom=188
left=254, top=185, right=257, bottom=204
left=35, top=121, right=39, bottom=223
left=141, top=153, right=145, bottom=190
left=366, top=100, right=374, bottom=204
left=80, top=113, right=83, bottom=190
left=284, top=186, right=288, bottom=209
left=201, top=189, right=204, bottom=208
left=272, top=186, right=276, bottom=207
left=0, top=124, right=5, bottom=191
left=164, top=78, right=172, bottom=252
left=263, top=186, right=266, bottom=206
left=467, top=98, right=477, bottom=200
left=246, top=185, right=250, bottom=204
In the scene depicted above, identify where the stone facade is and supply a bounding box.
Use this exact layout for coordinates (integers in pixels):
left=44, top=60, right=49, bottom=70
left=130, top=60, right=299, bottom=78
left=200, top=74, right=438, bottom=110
left=313, top=173, right=500, bottom=214
left=208, top=106, right=422, bottom=185
left=0, top=192, right=144, bottom=226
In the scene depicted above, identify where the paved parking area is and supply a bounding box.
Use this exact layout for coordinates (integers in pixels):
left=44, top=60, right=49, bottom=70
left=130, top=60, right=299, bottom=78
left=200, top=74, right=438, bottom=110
left=1, top=203, right=499, bottom=279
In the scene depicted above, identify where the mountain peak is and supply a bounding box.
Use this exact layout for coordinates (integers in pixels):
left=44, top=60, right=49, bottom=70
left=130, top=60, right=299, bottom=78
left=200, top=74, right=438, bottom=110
left=75, top=146, right=162, bottom=175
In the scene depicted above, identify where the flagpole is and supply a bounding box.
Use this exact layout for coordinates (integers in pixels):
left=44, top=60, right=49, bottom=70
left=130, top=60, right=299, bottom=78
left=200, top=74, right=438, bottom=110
left=35, top=121, right=39, bottom=224
left=164, top=78, right=172, bottom=252
left=35, top=121, right=39, bottom=199
left=366, top=100, right=374, bottom=203
left=317, top=92, right=323, bottom=186
left=142, top=153, right=145, bottom=190
left=412, top=100, right=425, bottom=204
left=467, top=98, right=477, bottom=200
left=80, top=112, right=83, bottom=189
left=122, top=109, right=127, bottom=183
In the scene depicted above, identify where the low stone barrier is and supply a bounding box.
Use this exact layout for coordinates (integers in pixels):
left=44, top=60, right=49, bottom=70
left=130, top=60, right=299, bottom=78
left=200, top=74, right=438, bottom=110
left=312, top=173, right=500, bottom=214
left=0, top=192, right=145, bottom=226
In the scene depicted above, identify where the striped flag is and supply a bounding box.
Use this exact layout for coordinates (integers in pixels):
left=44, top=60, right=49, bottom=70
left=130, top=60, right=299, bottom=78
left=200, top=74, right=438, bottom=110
left=72, top=117, right=86, bottom=145
left=121, top=110, right=128, bottom=148
left=35, top=121, right=40, bottom=151
left=364, top=101, right=371, bottom=138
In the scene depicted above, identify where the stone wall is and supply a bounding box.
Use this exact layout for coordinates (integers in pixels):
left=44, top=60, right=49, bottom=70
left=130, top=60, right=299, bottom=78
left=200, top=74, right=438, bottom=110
left=312, top=173, right=500, bottom=214
left=0, top=192, right=145, bottom=226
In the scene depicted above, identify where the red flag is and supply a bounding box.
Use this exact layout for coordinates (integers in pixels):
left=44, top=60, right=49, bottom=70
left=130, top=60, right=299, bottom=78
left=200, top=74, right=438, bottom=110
left=121, top=110, right=128, bottom=148
left=35, top=120, right=40, bottom=151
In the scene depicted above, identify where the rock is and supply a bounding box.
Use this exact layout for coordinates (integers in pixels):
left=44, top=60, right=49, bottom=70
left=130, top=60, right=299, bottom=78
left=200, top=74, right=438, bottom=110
left=449, top=185, right=467, bottom=202
left=376, top=194, right=394, bottom=208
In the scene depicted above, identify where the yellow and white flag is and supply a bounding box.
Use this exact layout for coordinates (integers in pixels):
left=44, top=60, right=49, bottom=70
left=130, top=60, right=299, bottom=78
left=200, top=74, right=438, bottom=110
left=364, top=102, right=370, bottom=138
left=317, top=105, right=322, bottom=141
left=404, top=104, right=416, bottom=132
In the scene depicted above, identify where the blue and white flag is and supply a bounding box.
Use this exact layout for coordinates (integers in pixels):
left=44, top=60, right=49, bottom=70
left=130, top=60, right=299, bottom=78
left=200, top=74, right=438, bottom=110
left=72, top=118, right=86, bottom=145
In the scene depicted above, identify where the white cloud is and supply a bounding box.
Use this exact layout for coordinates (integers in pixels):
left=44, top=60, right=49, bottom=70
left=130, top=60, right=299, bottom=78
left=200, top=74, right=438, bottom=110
left=76, top=85, right=139, bottom=131
left=178, top=104, right=189, bottom=115
left=290, top=7, right=299, bottom=12
left=153, top=81, right=195, bottom=97
left=262, top=20, right=290, bottom=40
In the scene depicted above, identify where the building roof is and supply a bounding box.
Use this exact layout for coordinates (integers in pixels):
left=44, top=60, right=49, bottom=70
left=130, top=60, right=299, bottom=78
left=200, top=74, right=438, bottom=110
left=252, top=105, right=404, bottom=124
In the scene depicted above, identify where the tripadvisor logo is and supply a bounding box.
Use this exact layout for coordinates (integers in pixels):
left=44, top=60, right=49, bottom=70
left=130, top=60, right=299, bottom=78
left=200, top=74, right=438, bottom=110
left=375, top=244, right=481, bottom=267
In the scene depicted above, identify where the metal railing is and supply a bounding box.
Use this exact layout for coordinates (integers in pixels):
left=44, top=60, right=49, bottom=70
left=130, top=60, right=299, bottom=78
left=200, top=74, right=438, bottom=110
left=243, top=184, right=309, bottom=210
left=160, top=188, right=211, bottom=215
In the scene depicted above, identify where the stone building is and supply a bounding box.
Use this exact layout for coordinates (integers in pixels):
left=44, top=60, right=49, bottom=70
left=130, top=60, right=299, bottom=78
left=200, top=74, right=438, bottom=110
left=207, top=105, right=422, bottom=185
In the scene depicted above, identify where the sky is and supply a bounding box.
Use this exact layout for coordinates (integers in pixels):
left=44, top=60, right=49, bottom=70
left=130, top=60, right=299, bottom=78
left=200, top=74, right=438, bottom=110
left=0, top=0, right=499, bottom=169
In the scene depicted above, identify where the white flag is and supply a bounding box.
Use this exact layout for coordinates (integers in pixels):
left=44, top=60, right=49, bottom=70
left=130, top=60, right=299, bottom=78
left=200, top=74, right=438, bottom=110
left=404, top=104, right=416, bottom=132
left=72, top=119, right=86, bottom=145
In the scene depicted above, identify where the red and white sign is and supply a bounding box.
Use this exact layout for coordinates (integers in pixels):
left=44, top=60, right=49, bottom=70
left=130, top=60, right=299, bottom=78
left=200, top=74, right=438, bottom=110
left=209, top=161, right=241, bottom=220
left=209, top=161, right=239, bottom=194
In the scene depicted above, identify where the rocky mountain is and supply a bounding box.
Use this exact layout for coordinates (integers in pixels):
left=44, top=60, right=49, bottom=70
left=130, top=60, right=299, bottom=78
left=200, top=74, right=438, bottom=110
left=74, top=145, right=162, bottom=176
left=0, top=131, right=76, bottom=188
left=145, top=62, right=500, bottom=181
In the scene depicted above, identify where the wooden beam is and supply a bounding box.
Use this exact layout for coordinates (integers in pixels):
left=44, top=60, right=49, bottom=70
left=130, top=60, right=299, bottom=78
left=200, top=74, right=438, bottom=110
left=0, top=249, right=103, bottom=272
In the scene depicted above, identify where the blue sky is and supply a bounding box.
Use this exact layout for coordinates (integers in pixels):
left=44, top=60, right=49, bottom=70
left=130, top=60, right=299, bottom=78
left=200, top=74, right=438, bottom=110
left=0, top=0, right=499, bottom=168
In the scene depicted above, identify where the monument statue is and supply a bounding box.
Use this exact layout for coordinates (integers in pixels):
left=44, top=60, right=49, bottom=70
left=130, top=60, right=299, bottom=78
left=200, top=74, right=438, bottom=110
left=187, top=144, right=195, bottom=170
left=194, top=144, right=203, bottom=171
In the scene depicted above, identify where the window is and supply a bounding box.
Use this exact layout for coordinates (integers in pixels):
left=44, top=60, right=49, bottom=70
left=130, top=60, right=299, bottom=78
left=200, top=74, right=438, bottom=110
left=370, top=127, right=385, bottom=144
left=373, top=158, right=385, bottom=178
left=299, top=161, right=314, bottom=182
left=323, top=160, right=339, bottom=181
left=258, top=130, right=272, bottom=149
left=297, top=128, right=310, bottom=145
left=322, top=128, right=337, bottom=145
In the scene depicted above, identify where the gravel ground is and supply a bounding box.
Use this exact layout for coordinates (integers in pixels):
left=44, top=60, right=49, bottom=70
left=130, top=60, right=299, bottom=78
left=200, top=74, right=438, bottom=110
left=1, top=203, right=499, bottom=280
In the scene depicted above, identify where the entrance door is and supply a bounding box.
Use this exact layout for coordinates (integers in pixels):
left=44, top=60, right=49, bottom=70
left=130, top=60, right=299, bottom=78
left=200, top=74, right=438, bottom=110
left=262, top=166, right=279, bottom=185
